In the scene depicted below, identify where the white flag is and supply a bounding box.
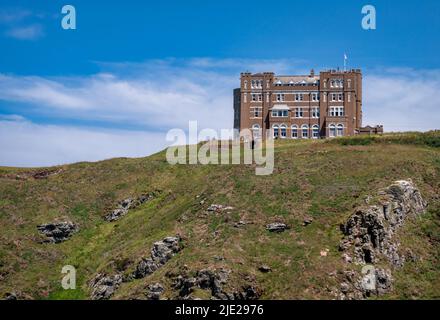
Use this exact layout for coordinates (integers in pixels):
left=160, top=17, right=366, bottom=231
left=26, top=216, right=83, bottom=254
left=344, top=53, right=348, bottom=60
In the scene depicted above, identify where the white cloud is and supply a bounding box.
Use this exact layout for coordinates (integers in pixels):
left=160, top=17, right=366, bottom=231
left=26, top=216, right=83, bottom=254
left=0, top=59, right=439, bottom=167
left=363, top=69, right=440, bottom=131
left=0, top=118, right=167, bottom=167
left=5, top=24, right=44, bottom=40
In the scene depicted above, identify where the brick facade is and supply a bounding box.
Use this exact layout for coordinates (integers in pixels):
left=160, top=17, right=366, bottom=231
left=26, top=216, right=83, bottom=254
left=233, top=69, right=364, bottom=139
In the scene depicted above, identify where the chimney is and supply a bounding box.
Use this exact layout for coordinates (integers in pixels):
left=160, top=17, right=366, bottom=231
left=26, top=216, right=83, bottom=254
left=310, top=69, right=315, bottom=77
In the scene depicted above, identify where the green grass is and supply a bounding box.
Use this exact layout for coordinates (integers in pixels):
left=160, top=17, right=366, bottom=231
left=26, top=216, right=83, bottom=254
left=0, top=131, right=439, bottom=299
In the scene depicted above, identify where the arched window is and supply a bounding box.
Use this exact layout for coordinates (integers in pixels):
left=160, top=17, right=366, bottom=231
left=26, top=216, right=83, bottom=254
left=272, top=125, right=279, bottom=138
left=252, top=124, right=261, bottom=139
left=337, top=124, right=344, bottom=137
left=291, top=125, right=298, bottom=139
left=312, top=125, right=319, bottom=139
left=301, top=124, right=309, bottom=139
left=329, top=124, right=336, bottom=137
left=280, top=124, right=287, bottom=138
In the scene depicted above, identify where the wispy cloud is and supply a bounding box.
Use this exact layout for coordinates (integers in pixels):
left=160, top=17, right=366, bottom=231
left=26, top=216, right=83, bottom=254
left=0, top=117, right=166, bottom=167
left=0, top=58, right=439, bottom=167
left=0, top=8, right=45, bottom=40
left=4, top=23, right=44, bottom=40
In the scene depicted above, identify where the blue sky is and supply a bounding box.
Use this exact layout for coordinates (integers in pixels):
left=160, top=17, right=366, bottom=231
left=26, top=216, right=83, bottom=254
left=1, top=0, right=440, bottom=166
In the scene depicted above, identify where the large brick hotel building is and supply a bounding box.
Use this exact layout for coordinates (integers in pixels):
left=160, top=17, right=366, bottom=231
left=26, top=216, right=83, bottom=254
left=233, top=69, right=381, bottom=139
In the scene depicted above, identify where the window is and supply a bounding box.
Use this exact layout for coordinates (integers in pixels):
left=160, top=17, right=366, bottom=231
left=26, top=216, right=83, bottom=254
left=301, top=125, right=309, bottom=139
left=272, top=110, right=288, bottom=117
left=329, top=107, right=344, bottom=117
left=273, top=125, right=279, bottom=138
left=252, top=124, right=261, bottom=139
left=337, top=124, right=344, bottom=137
left=329, top=124, right=336, bottom=137
left=311, top=93, right=319, bottom=101
left=276, top=94, right=285, bottom=102
left=331, top=93, right=337, bottom=101
left=291, top=125, right=298, bottom=139
left=312, top=125, right=319, bottom=139
left=295, top=93, right=304, bottom=101
left=295, top=108, right=304, bottom=118
left=253, top=107, right=262, bottom=118
left=280, top=125, right=287, bottom=138
left=244, top=80, right=247, bottom=89
left=312, top=107, right=320, bottom=118
left=338, top=93, right=344, bottom=101
left=330, top=80, right=335, bottom=88
left=252, top=94, right=262, bottom=102
left=348, top=93, right=351, bottom=102
left=339, top=80, right=344, bottom=88
left=347, top=79, right=351, bottom=89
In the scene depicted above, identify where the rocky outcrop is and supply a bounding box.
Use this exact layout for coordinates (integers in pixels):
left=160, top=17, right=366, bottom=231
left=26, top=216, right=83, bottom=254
left=171, top=269, right=261, bottom=300
left=340, top=179, right=426, bottom=266
left=37, top=221, right=79, bottom=243
left=337, top=179, right=426, bottom=299
left=146, top=283, right=164, bottom=300
left=105, top=192, right=157, bottom=222
left=90, top=273, right=122, bottom=300
left=134, top=236, right=182, bottom=279
left=266, top=222, right=289, bottom=233
left=207, top=204, right=234, bottom=213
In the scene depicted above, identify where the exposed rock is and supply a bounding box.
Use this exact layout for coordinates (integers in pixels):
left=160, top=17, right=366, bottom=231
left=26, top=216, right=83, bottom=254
left=233, top=285, right=262, bottom=300
left=37, top=221, right=78, bottom=243
left=266, top=223, right=289, bottom=233
left=146, top=283, right=164, bottom=300
left=340, top=179, right=426, bottom=266
left=337, top=180, right=426, bottom=299
left=4, top=292, right=17, bottom=300
left=134, top=236, right=182, bottom=279
left=303, top=216, right=313, bottom=226
left=233, top=220, right=247, bottom=228
left=105, top=192, right=156, bottom=222
left=207, top=204, right=234, bottom=213
left=258, top=265, right=272, bottom=273
left=90, top=273, right=122, bottom=300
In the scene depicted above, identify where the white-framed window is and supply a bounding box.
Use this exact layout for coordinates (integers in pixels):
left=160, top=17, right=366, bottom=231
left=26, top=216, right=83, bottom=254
left=330, top=80, right=335, bottom=88
left=312, top=107, right=320, bottom=118
left=339, top=80, right=344, bottom=88
left=295, top=108, right=304, bottom=118
left=252, top=124, right=261, bottom=139
left=252, top=107, right=262, bottom=118
left=312, top=125, right=319, bottom=139
left=276, top=93, right=285, bottom=102
left=291, top=125, right=298, bottom=139
left=273, top=125, right=279, bottom=138
left=311, top=93, right=320, bottom=101
left=280, top=124, right=287, bottom=138
left=338, top=93, right=344, bottom=101
left=337, top=124, right=344, bottom=137
left=329, top=124, right=336, bottom=137
left=347, top=79, right=351, bottom=89
left=272, top=110, right=288, bottom=117
left=331, top=93, right=337, bottom=101
left=329, top=107, right=344, bottom=117
left=295, top=93, right=304, bottom=101
left=301, top=124, right=309, bottom=139
left=252, top=93, right=262, bottom=102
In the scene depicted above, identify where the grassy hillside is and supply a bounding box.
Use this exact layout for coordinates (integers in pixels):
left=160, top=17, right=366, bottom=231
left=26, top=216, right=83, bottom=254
left=0, top=132, right=439, bottom=300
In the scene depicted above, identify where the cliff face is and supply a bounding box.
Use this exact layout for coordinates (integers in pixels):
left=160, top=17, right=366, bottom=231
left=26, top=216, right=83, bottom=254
left=338, top=180, right=428, bottom=299
left=0, top=134, right=439, bottom=300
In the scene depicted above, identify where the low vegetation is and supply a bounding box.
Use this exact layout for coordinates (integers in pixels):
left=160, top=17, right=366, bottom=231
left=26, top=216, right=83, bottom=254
left=0, top=131, right=439, bottom=299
